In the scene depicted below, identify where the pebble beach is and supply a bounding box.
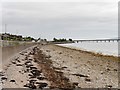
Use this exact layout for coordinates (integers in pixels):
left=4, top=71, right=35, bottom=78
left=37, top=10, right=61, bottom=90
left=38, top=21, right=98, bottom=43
left=1, top=44, right=119, bottom=89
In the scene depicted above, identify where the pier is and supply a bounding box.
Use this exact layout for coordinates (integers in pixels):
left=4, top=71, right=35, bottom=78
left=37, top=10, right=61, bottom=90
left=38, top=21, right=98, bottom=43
left=73, top=39, right=120, bottom=43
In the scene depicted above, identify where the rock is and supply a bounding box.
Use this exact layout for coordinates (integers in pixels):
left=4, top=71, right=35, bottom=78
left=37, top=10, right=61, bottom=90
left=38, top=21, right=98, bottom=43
left=29, top=82, right=37, bottom=89
left=10, top=80, right=15, bottom=82
left=114, top=69, right=117, bottom=71
left=7, top=65, right=10, bottom=67
left=107, top=85, right=112, bottom=88
left=0, top=72, right=4, bottom=76
left=31, top=70, right=41, bottom=76
left=25, top=57, right=28, bottom=60
left=29, top=80, right=37, bottom=83
left=26, top=64, right=33, bottom=68
left=15, top=57, right=19, bottom=60
left=72, top=74, right=88, bottom=77
left=29, top=59, right=33, bottom=61
left=24, top=84, right=30, bottom=88
left=1, top=77, right=7, bottom=80
left=59, top=52, right=62, bottom=54
left=36, top=82, right=42, bottom=84
left=46, top=50, right=50, bottom=52
left=11, top=61, right=16, bottom=64
left=16, top=64, right=22, bottom=66
left=70, top=56, right=73, bottom=58
left=26, top=69, right=30, bottom=72
left=62, top=66, right=67, bottom=69
left=24, top=70, right=27, bottom=73
left=29, top=76, right=36, bottom=79
left=25, top=61, right=31, bottom=65
left=37, top=77, right=47, bottom=80
left=38, top=83, right=48, bottom=89
left=17, top=60, right=21, bottom=63
left=85, top=78, right=91, bottom=82
left=34, top=59, right=38, bottom=62
left=29, top=52, right=35, bottom=55
left=30, top=66, right=37, bottom=70
left=61, top=77, right=69, bottom=82
left=20, top=53, right=24, bottom=55
left=73, top=82, right=79, bottom=86
left=28, top=74, right=33, bottom=76
left=107, top=68, right=110, bottom=71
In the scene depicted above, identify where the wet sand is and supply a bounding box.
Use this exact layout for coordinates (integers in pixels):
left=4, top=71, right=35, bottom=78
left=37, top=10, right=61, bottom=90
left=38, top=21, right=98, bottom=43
left=1, top=44, right=119, bottom=89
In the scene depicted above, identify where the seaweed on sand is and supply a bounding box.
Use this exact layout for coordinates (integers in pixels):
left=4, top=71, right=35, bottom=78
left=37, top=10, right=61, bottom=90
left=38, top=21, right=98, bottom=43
left=34, top=49, right=76, bottom=89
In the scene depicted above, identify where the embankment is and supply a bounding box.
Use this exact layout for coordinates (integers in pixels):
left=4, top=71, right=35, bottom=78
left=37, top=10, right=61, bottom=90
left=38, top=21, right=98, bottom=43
left=2, top=43, right=37, bottom=63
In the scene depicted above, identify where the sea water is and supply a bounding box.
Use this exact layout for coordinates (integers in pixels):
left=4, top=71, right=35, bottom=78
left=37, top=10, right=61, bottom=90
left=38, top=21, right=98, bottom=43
left=58, top=41, right=119, bottom=56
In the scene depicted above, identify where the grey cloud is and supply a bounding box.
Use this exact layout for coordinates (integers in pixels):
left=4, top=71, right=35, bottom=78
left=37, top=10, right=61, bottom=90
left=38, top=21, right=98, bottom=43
left=1, top=1, right=118, bottom=40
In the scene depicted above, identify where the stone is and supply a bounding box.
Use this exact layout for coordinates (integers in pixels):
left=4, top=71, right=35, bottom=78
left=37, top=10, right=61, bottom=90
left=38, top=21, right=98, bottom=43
left=107, top=85, right=112, bottom=88
left=37, top=77, right=47, bottom=80
left=25, top=61, right=31, bottom=65
left=62, top=66, right=67, bottom=69
left=34, top=59, right=38, bottom=62
left=26, top=64, right=33, bottom=68
left=10, top=80, right=15, bottom=82
left=107, top=68, right=110, bottom=71
left=73, top=82, right=79, bottom=86
left=31, top=70, right=41, bottom=76
left=24, top=84, right=30, bottom=88
left=20, top=53, right=24, bottom=55
left=29, top=82, right=37, bottom=89
left=11, top=61, right=16, bottom=64
left=16, top=64, right=22, bottom=66
left=30, top=66, right=37, bottom=70
left=61, top=77, right=69, bottom=82
left=28, top=74, right=33, bottom=76
left=1, top=77, right=7, bottom=80
left=29, top=80, right=37, bottom=83
left=0, top=72, right=4, bottom=76
left=85, top=78, right=91, bottom=82
left=38, top=83, right=48, bottom=89
left=72, top=74, right=88, bottom=77
left=114, top=69, right=117, bottom=71
left=28, top=59, right=33, bottom=61
left=29, top=76, right=36, bottom=79
left=17, top=60, right=21, bottom=63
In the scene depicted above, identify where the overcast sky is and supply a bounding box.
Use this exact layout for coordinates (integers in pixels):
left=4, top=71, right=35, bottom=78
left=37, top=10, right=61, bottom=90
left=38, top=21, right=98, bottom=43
left=0, top=0, right=118, bottom=40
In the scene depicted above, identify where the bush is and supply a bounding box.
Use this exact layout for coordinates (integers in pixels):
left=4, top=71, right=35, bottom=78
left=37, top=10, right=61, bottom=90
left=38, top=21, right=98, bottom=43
left=69, top=39, right=72, bottom=41
left=14, top=42, right=19, bottom=46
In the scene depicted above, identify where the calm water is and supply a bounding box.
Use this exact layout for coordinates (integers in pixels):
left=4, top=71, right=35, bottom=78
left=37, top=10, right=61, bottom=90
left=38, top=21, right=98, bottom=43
left=58, top=41, right=119, bottom=56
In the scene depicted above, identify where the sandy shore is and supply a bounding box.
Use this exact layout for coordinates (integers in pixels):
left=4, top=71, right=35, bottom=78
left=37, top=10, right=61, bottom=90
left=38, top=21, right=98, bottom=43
left=1, top=44, right=119, bottom=89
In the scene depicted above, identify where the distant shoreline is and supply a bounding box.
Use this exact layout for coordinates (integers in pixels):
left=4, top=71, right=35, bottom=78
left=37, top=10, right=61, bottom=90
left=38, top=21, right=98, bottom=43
left=56, top=42, right=119, bottom=57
